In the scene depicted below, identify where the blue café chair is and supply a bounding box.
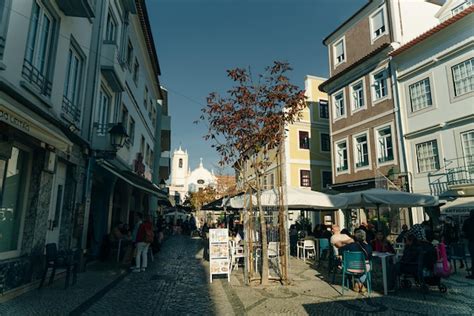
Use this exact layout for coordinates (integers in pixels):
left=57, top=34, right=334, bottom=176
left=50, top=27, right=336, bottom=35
left=318, top=238, right=330, bottom=260
left=341, top=251, right=372, bottom=296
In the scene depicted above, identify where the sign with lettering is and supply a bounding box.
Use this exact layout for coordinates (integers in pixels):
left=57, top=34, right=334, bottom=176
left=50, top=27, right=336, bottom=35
left=209, top=228, right=230, bottom=283
left=0, top=106, right=31, bottom=133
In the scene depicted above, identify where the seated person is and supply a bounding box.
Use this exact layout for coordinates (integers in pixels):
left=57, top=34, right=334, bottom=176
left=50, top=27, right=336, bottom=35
left=371, top=231, right=395, bottom=254
left=339, top=229, right=373, bottom=293
left=396, top=224, right=409, bottom=243
left=395, top=233, right=436, bottom=281
left=330, top=225, right=354, bottom=256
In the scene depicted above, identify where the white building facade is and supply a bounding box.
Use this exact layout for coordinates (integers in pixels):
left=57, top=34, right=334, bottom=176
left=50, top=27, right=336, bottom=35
left=391, top=2, right=473, bottom=222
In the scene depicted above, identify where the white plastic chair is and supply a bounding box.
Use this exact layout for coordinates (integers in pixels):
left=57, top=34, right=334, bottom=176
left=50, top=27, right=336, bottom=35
left=301, top=240, right=316, bottom=262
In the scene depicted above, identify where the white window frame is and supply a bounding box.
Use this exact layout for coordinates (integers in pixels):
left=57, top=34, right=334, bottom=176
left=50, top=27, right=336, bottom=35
left=452, top=0, right=472, bottom=16
left=353, top=131, right=371, bottom=171
left=332, top=89, right=346, bottom=121
left=451, top=58, right=474, bottom=97
left=446, top=53, right=474, bottom=103
left=96, top=86, right=112, bottom=136
left=369, top=6, right=388, bottom=43
left=349, top=78, right=367, bottom=113
left=333, top=36, right=346, bottom=67
left=370, top=66, right=390, bottom=104
left=105, top=10, right=118, bottom=43
left=415, top=139, right=440, bottom=174
left=62, top=40, right=85, bottom=122
left=375, top=123, right=396, bottom=167
left=334, top=138, right=349, bottom=175
left=408, top=77, right=433, bottom=113
left=299, top=169, right=311, bottom=188
left=298, top=129, right=310, bottom=150
left=461, top=129, right=474, bottom=174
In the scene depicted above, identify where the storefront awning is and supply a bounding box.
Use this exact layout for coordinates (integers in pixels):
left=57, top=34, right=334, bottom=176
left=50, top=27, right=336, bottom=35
left=98, top=160, right=168, bottom=200
left=0, top=100, right=72, bottom=153
left=440, top=197, right=474, bottom=215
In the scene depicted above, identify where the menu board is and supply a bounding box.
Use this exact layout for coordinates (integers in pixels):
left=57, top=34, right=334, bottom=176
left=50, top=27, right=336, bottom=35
left=209, top=228, right=230, bottom=283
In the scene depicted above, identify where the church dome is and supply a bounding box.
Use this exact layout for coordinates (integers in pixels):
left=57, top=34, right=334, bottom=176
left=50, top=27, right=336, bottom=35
left=187, top=158, right=217, bottom=192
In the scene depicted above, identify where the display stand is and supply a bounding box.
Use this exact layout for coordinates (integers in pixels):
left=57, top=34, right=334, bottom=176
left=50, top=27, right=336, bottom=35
left=209, top=228, right=230, bottom=283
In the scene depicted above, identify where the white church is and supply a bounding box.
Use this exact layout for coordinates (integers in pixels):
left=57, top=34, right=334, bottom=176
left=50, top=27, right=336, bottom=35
left=168, top=146, right=217, bottom=204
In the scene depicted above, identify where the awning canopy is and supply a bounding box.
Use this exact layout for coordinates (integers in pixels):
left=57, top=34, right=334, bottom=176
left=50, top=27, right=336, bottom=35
left=0, top=99, right=72, bottom=153
left=98, top=160, right=168, bottom=200
left=228, top=187, right=348, bottom=210
left=441, top=197, right=474, bottom=215
left=338, top=188, right=439, bottom=208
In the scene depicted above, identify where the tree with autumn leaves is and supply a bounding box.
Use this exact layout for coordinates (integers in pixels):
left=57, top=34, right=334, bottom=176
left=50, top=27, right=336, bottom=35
left=199, top=61, right=306, bottom=285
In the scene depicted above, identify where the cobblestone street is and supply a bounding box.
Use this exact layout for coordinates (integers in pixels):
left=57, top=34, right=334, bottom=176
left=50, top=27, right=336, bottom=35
left=1, top=235, right=473, bottom=316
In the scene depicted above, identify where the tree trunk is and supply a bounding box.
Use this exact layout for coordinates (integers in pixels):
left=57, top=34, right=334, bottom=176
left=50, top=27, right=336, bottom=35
left=256, top=174, right=269, bottom=285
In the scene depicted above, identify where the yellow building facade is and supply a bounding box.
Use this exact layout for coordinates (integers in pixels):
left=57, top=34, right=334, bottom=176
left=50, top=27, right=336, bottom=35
left=235, top=76, right=332, bottom=227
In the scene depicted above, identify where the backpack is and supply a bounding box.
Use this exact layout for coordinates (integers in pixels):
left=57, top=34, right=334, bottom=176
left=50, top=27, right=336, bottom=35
left=144, top=223, right=154, bottom=243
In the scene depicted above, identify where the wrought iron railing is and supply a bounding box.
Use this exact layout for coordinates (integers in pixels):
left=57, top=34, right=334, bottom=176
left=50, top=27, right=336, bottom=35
left=21, top=59, right=52, bottom=97
left=428, top=155, right=474, bottom=195
left=95, top=123, right=109, bottom=136
left=61, top=96, right=81, bottom=123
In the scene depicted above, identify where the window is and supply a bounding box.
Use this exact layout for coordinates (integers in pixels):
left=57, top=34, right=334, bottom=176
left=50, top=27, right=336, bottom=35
left=334, top=91, right=345, bottom=118
left=322, top=171, right=332, bottom=189
left=62, top=45, right=84, bottom=122
left=377, top=126, right=394, bottom=163
left=451, top=58, right=473, bottom=97
left=351, top=80, right=365, bottom=110
left=299, top=131, right=310, bottom=149
left=321, top=133, right=330, bottom=152
left=373, top=68, right=388, bottom=100
left=96, top=88, right=111, bottom=135
left=0, top=0, right=12, bottom=60
left=140, top=136, right=145, bottom=155
left=0, top=147, right=29, bottom=257
left=23, top=1, right=55, bottom=96
left=150, top=150, right=154, bottom=170
left=146, top=144, right=150, bottom=166
left=371, top=9, right=386, bottom=39
left=319, top=100, right=329, bottom=119
left=269, top=173, right=275, bottom=188
left=409, top=78, right=432, bottom=112
left=416, top=140, right=440, bottom=173
left=300, top=170, right=311, bottom=187
left=461, top=130, right=474, bottom=174
left=105, top=11, right=117, bottom=42
left=179, top=158, right=183, bottom=168
left=336, top=141, right=348, bottom=172
left=144, top=86, right=148, bottom=109
left=126, top=40, right=133, bottom=69
left=452, top=0, right=472, bottom=15
left=334, top=39, right=345, bottom=64
left=121, top=105, right=128, bottom=131
left=355, top=134, right=369, bottom=168
left=133, top=58, right=139, bottom=84
left=129, top=117, right=135, bottom=145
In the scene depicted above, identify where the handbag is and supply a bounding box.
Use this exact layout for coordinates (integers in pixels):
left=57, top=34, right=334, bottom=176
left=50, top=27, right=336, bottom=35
left=434, top=243, right=451, bottom=277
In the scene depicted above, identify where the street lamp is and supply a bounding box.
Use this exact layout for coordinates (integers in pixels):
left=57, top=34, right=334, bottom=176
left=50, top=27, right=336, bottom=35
left=108, top=123, right=128, bottom=149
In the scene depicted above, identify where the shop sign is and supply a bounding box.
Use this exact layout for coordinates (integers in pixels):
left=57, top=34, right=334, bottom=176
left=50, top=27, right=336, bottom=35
left=0, top=105, right=31, bottom=133
left=209, top=228, right=230, bottom=283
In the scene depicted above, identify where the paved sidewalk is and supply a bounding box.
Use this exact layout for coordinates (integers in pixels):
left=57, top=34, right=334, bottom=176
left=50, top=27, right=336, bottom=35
left=1, top=236, right=473, bottom=315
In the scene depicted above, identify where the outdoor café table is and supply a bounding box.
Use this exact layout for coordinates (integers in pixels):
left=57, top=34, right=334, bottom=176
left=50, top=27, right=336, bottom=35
left=372, top=251, right=395, bottom=295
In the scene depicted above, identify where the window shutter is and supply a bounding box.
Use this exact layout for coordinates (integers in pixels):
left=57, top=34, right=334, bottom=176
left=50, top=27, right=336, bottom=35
left=373, top=10, right=384, bottom=31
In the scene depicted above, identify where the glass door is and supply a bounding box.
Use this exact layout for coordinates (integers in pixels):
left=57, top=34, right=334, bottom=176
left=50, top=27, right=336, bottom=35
left=45, top=162, right=67, bottom=245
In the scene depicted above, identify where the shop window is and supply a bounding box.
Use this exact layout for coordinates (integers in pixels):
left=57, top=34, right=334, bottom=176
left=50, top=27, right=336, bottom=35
left=0, top=147, right=29, bottom=257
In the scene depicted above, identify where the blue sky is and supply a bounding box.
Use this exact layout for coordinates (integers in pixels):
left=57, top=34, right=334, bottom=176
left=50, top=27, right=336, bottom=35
left=146, top=0, right=366, bottom=174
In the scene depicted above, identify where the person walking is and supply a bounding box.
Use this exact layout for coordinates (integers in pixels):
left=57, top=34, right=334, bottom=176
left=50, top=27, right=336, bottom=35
left=462, top=210, right=474, bottom=279
left=133, top=215, right=154, bottom=272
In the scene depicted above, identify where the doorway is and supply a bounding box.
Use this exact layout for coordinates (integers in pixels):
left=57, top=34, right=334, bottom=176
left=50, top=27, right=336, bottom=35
left=45, top=161, right=67, bottom=245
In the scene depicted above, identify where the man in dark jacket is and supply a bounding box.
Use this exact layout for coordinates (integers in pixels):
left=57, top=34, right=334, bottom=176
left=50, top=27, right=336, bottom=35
left=462, top=210, right=474, bottom=279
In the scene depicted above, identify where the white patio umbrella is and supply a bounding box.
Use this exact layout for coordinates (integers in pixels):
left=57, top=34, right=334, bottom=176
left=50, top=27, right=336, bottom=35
left=338, top=188, right=439, bottom=229
left=228, top=186, right=348, bottom=210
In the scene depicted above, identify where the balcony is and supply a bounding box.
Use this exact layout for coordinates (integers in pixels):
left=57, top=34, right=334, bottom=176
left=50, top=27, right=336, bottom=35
left=56, top=0, right=95, bottom=18
left=91, top=123, right=115, bottom=153
left=61, top=96, right=81, bottom=124
left=21, top=59, right=52, bottom=97
left=100, top=43, right=124, bottom=92
left=429, top=155, right=474, bottom=196
left=159, top=153, right=171, bottom=180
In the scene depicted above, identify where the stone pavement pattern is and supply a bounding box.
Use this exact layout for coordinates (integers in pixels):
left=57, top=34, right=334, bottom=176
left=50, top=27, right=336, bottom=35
left=0, top=235, right=473, bottom=315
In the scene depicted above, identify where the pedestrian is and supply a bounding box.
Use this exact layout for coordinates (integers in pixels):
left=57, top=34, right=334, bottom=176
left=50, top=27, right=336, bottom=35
left=462, top=210, right=474, bottom=279
left=396, top=224, right=409, bottom=243
left=132, top=214, right=154, bottom=272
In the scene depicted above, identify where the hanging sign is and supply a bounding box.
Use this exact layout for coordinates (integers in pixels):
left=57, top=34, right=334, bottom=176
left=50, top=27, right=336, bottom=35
left=209, top=228, right=230, bottom=283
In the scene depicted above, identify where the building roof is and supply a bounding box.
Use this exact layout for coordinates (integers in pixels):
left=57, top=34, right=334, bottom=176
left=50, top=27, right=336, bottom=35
left=318, top=43, right=391, bottom=93
left=390, top=5, right=474, bottom=57
left=322, top=0, right=373, bottom=45
left=136, top=0, right=162, bottom=85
